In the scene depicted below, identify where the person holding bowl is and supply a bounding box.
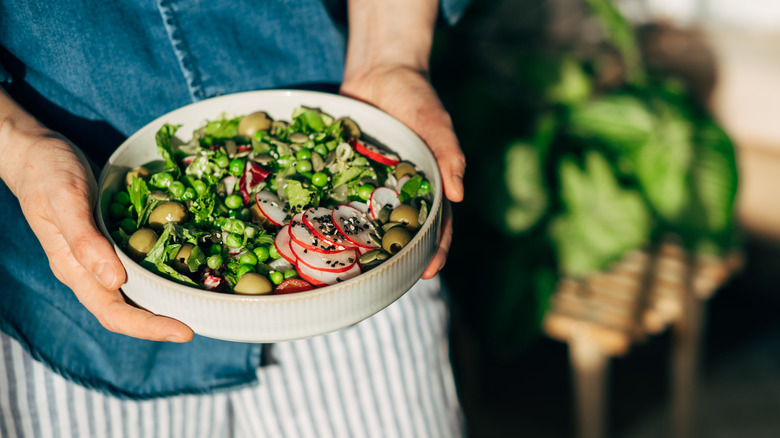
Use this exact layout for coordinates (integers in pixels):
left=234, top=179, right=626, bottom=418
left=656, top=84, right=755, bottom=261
left=0, top=0, right=468, bottom=436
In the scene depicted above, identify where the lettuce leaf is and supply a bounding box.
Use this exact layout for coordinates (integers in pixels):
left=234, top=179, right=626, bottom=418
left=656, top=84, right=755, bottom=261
left=155, top=124, right=182, bottom=177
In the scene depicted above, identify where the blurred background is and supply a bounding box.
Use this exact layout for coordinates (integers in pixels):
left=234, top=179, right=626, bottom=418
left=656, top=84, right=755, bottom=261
left=431, top=0, right=780, bottom=437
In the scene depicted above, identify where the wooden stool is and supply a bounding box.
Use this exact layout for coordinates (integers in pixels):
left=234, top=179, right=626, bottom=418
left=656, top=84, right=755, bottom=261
left=543, top=238, right=742, bottom=438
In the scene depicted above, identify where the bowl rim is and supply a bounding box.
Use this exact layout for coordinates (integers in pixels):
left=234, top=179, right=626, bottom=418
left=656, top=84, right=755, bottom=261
left=96, top=89, right=443, bottom=303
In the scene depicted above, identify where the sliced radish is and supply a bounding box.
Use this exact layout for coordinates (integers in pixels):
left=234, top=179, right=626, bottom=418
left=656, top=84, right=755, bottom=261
left=289, top=213, right=346, bottom=253
left=351, top=139, right=400, bottom=166
left=369, top=187, right=401, bottom=220
left=332, top=205, right=377, bottom=249
left=221, top=175, right=237, bottom=197
left=348, top=200, right=369, bottom=214
left=296, top=263, right=328, bottom=287
left=396, top=175, right=411, bottom=194
left=291, top=239, right=357, bottom=273
left=274, top=225, right=297, bottom=264
left=255, top=190, right=289, bottom=226
left=302, top=207, right=355, bottom=249
left=274, top=278, right=314, bottom=294
left=297, top=261, right=362, bottom=286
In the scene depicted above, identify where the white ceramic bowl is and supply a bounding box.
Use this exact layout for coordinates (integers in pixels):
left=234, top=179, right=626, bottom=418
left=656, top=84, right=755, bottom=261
left=96, top=90, right=442, bottom=343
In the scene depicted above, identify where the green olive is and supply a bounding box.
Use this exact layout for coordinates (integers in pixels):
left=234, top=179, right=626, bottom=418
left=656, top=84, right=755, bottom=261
left=394, top=162, right=417, bottom=180
left=337, top=117, right=361, bottom=139
left=148, top=201, right=188, bottom=229
left=172, top=243, right=195, bottom=273
left=127, top=228, right=158, bottom=260
left=382, top=227, right=412, bottom=255
left=238, top=112, right=272, bottom=138
left=125, top=166, right=151, bottom=186
left=389, top=204, right=421, bottom=231
left=233, top=273, right=273, bottom=295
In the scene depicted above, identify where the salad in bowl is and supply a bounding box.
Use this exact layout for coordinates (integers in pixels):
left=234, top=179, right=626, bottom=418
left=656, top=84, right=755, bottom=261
left=107, top=106, right=433, bottom=295
left=96, top=90, right=442, bottom=342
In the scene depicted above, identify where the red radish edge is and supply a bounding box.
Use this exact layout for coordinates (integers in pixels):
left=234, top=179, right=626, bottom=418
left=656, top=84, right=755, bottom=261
left=351, top=139, right=400, bottom=166
left=274, top=225, right=297, bottom=264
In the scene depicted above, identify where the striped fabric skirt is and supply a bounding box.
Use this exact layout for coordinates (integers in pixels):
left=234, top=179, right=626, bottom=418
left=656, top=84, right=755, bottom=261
left=0, top=278, right=464, bottom=438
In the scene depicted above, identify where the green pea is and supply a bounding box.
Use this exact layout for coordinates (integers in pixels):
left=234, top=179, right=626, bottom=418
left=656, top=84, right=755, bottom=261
left=277, top=155, right=294, bottom=168
left=358, top=184, right=374, bottom=201
left=208, top=244, right=222, bottom=256
left=311, top=172, right=328, bottom=187
left=269, top=244, right=281, bottom=259
left=214, top=154, right=230, bottom=168
left=192, top=180, right=208, bottom=195
left=225, top=194, right=243, bottom=210
left=230, top=219, right=246, bottom=235
left=225, top=233, right=243, bottom=249
left=168, top=181, right=185, bottom=199
left=303, top=139, right=315, bottom=150
left=183, top=187, right=196, bottom=201
left=229, top=159, right=245, bottom=176
left=283, top=269, right=298, bottom=280
left=237, top=208, right=250, bottom=221
left=353, top=156, right=368, bottom=167
left=296, top=149, right=312, bottom=161
left=151, top=172, right=174, bottom=188
left=269, top=271, right=284, bottom=285
left=112, top=191, right=130, bottom=206
left=109, top=203, right=128, bottom=219
left=314, top=144, right=328, bottom=157
left=295, top=159, right=312, bottom=173
left=240, top=252, right=258, bottom=266
left=207, top=254, right=223, bottom=270
left=236, top=264, right=254, bottom=279
left=419, top=180, right=431, bottom=195
left=119, top=218, right=137, bottom=234
left=253, top=246, right=270, bottom=262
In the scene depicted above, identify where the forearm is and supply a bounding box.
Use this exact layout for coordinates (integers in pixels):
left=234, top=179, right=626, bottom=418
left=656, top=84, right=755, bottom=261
left=344, top=0, right=439, bottom=80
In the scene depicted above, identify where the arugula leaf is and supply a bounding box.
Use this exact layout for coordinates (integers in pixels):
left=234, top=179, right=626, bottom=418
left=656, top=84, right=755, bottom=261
left=127, top=175, right=149, bottom=216
left=187, top=245, right=206, bottom=273
left=154, top=263, right=198, bottom=285
left=142, top=224, right=173, bottom=266
left=155, top=124, right=182, bottom=177
left=137, top=197, right=163, bottom=228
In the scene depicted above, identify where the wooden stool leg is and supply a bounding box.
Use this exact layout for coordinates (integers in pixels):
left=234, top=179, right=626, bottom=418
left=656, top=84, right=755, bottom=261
left=671, top=263, right=705, bottom=438
left=570, top=341, right=609, bottom=438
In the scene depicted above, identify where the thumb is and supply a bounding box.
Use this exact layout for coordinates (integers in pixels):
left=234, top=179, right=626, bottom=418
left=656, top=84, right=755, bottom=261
left=51, top=177, right=127, bottom=290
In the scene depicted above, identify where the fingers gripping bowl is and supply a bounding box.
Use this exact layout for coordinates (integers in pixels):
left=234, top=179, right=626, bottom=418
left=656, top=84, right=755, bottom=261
left=96, top=90, right=442, bottom=343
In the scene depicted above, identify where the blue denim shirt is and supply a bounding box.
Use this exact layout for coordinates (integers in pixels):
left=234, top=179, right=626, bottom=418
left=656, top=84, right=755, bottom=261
left=0, top=0, right=469, bottom=399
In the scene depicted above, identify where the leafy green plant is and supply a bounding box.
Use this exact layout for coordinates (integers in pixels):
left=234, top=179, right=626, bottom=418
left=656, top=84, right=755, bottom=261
left=434, top=0, right=738, bottom=352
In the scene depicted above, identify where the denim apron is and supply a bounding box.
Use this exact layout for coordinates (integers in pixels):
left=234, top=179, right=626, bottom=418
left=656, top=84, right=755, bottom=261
left=0, top=0, right=469, bottom=399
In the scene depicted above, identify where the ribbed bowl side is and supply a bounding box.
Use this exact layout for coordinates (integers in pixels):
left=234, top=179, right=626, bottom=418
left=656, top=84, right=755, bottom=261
left=120, top=202, right=440, bottom=343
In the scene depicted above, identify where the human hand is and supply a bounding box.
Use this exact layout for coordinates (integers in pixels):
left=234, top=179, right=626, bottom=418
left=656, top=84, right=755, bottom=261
left=341, top=65, right=465, bottom=278
left=3, top=130, right=194, bottom=342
